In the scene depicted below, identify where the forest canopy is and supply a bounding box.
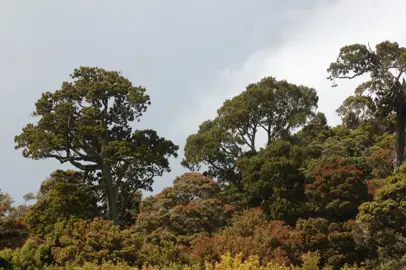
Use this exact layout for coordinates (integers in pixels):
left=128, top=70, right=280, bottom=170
left=2, top=40, right=406, bottom=270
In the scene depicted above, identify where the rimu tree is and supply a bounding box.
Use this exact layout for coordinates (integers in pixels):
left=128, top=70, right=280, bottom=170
left=328, top=41, right=406, bottom=170
left=15, top=67, right=178, bottom=224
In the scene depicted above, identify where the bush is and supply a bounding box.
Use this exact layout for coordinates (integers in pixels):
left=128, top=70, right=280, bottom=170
left=191, top=209, right=303, bottom=266
left=48, top=217, right=143, bottom=267
left=205, top=252, right=364, bottom=270
left=0, top=219, right=28, bottom=250
left=0, top=237, right=52, bottom=270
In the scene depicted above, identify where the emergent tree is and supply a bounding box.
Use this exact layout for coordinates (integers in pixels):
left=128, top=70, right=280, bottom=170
left=328, top=41, right=406, bottom=170
left=15, top=67, right=178, bottom=224
left=183, top=77, right=318, bottom=184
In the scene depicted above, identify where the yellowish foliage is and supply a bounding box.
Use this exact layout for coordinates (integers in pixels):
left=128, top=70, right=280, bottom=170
left=205, top=253, right=269, bottom=270
left=204, top=252, right=364, bottom=270
left=43, top=252, right=366, bottom=270
left=45, top=261, right=137, bottom=270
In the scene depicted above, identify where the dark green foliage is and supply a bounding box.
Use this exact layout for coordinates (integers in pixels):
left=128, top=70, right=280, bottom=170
left=0, top=257, right=10, bottom=270
left=356, top=163, right=406, bottom=267
left=237, top=140, right=308, bottom=223
left=25, top=170, right=100, bottom=235
left=183, top=77, right=318, bottom=185
left=296, top=218, right=370, bottom=269
left=4, top=43, right=406, bottom=269
left=136, top=173, right=234, bottom=245
left=293, top=112, right=331, bottom=147
left=328, top=41, right=406, bottom=170
left=117, top=189, right=142, bottom=227
left=15, top=67, right=178, bottom=224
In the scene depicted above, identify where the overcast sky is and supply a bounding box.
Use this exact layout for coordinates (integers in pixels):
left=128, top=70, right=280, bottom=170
left=1, top=0, right=406, bottom=202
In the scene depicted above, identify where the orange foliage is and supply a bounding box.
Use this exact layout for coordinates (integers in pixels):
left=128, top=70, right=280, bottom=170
left=191, top=208, right=303, bottom=266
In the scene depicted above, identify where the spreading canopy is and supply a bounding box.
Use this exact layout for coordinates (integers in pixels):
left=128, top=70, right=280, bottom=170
left=328, top=41, right=406, bottom=170
left=15, top=67, right=178, bottom=223
left=183, top=77, right=318, bottom=184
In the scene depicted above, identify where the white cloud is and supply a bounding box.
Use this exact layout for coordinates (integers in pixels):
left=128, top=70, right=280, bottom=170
left=179, top=0, right=406, bottom=134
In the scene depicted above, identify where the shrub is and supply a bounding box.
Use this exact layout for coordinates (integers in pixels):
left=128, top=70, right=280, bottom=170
left=48, top=217, right=143, bottom=267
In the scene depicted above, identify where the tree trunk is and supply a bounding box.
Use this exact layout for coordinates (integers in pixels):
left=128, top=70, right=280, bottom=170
left=394, top=102, right=406, bottom=171
left=103, top=164, right=119, bottom=225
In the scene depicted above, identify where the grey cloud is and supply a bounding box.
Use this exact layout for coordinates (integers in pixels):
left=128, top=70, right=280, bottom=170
left=0, top=0, right=335, bottom=201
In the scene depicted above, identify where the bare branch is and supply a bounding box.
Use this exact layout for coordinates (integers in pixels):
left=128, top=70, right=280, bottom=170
left=45, top=153, right=99, bottom=171
left=336, top=72, right=365, bottom=80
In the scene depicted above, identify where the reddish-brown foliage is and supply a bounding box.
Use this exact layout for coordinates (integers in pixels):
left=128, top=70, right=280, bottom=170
left=305, top=156, right=371, bottom=221
left=191, top=208, right=303, bottom=266
left=0, top=219, right=29, bottom=249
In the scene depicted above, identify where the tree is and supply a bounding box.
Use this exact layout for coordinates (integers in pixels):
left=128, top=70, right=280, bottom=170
left=191, top=208, right=303, bottom=266
left=182, top=118, right=242, bottom=185
left=25, top=170, right=100, bottom=235
left=183, top=77, right=318, bottom=184
left=328, top=41, right=406, bottom=170
left=365, top=133, right=395, bottom=179
left=336, top=95, right=376, bottom=130
left=48, top=217, right=144, bottom=266
left=116, top=189, right=142, bottom=227
left=305, top=156, right=371, bottom=222
left=6, top=193, right=36, bottom=221
left=250, top=77, right=318, bottom=144
left=14, top=67, right=178, bottom=224
left=293, top=112, right=331, bottom=147
left=296, top=218, right=370, bottom=269
left=136, top=173, right=233, bottom=244
left=321, top=131, right=370, bottom=161
left=0, top=219, right=28, bottom=250
left=237, top=140, right=308, bottom=223
left=356, top=163, right=406, bottom=266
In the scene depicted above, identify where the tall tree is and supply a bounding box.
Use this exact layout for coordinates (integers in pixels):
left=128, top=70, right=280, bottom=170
left=244, top=77, right=318, bottom=145
left=183, top=77, right=318, bottom=184
left=15, top=67, right=178, bottom=224
left=216, top=77, right=318, bottom=149
left=328, top=41, right=406, bottom=170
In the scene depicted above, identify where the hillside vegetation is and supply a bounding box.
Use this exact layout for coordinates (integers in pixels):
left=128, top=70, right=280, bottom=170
left=2, top=41, right=406, bottom=269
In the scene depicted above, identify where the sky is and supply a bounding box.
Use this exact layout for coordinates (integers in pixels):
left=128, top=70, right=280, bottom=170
left=1, top=0, right=406, bottom=202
